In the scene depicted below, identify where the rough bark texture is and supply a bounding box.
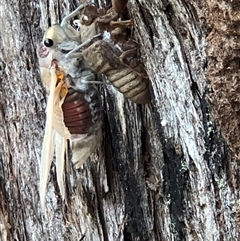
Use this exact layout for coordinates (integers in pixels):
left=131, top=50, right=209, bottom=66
left=0, top=0, right=239, bottom=241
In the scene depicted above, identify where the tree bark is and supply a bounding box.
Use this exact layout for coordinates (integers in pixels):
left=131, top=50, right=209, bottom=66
left=0, top=0, right=239, bottom=240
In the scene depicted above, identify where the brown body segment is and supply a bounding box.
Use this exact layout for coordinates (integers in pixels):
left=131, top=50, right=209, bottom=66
left=62, top=91, right=93, bottom=134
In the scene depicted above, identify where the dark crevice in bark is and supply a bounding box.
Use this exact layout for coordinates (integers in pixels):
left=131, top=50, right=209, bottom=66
left=103, top=112, right=114, bottom=193
left=135, top=0, right=154, bottom=48
left=123, top=228, right=132, bottom=241
left=65, top=150, right=76, bottom=201
left=91, top=166, right=109, bottom=241
left=201, top=91, right=228, bottom=176
left=17, top=171, right=29, bottom=241
left=57, top=0, right=63, bottom=23
left=153, top=194, right=165, bottom=241
left=190, top=81, right=201, bottom=100
left=105, top=94, right=123, bottom=144
left=82, top=183, right=97, bottom=218
left=123, top=189, right=146, bottom=241
left=46, top=0, right=51, bottom=27
left=200, top=91, right=235, bottom=238
left=70, top=0, right=78, bottom=10
left=79, top=234, right=86, bottom=241
left=105, top=93, right=150, bottom=239
left=152, top=106, right=186, bottom=241
left=0, top=155, right=11, bottom=240
left=164, top=2, right=174, bottom=23
left=115, top=147, right=148, bottom=240
left=162, top=147, right=187, bottom=241
left=183, top=1, right=205, bottom=39
left=202, top=86, right=240, bottom=200
left=164, top=1, right=202, bottom=101
left=7, top=153, right=19, bottom=235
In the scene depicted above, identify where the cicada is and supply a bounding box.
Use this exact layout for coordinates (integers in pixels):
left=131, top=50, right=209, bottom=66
left=37, top=4, right=101, bottom=209
left=37, top=0, right=150, bottom=208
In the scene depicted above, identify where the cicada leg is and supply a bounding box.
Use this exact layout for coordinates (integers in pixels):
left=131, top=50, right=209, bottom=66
left=65, top=33, right=102, bottom=59
left=109, top=19, right=132, bottom=28
left=60, top=3, right=95, bottom=27
left=119, top=48, right=137, bottom=64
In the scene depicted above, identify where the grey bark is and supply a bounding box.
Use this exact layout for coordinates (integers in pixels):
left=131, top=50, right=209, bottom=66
left=0, top=0, right=239, bottom=241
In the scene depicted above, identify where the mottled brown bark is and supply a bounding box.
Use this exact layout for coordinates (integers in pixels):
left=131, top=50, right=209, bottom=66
left=0, top=0, right=240, bottom=241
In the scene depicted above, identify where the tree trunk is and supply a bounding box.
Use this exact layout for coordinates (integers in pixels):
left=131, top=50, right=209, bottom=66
left=0, top=0, right=239, bottom=240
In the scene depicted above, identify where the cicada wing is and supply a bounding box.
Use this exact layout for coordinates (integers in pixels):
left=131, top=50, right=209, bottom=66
left=55, top=132, right=68, bottom=201
left=71, top=128, right=102, bottom=169
left=40, top=65, right=58, bottom=210
left=52, top=105, right=71, bottom=139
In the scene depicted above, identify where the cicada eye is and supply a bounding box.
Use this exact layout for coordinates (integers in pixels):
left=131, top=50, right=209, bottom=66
left=44, top=38, right=54, bottom=47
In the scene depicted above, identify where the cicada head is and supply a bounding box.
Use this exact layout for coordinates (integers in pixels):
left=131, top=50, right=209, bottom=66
left=37, top=25, right=65, bottom=69
left=43, top=25, right=71, bottom=49
left=37, top=25, right=80, bottom=71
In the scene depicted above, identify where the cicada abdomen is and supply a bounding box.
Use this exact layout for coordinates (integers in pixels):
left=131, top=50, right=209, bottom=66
left=61, top=82, right=102, bottom=169
left=82, top=39, right=150, bottom=104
